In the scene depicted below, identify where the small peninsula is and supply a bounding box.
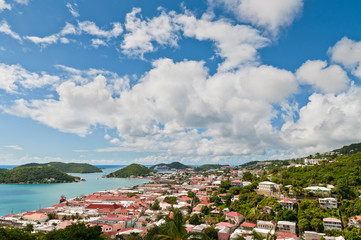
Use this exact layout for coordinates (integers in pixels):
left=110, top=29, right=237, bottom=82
left=0, top=166, right=80, bottom=184
left=19, top=162, right=102, bottom=173
left=106, top=163, right=153, bottom=178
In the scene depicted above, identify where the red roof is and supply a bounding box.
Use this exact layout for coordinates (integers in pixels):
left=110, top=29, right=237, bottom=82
left=86, top=203, right=123, bottom=210
left=226, top=211, right=243, bottom=217
left=241, top=222, right=256, bottom=228
left=216, top=222, right=235, bottom=228
left=277, top=232, right=298, bottom=239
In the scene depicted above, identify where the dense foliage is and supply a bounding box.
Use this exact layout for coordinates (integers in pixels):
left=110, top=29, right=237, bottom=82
left=271, top=152, right=361, bottom=194
left=107, top=164, right=153, bottom=178
left=335, top=142, right=361, bottom=155
left=0, top=168, right=7, bottom=173
left=19, top=162, right=102, bottom=173
left=0, top=223, right=108, bottom=240
left=0, top=166, right=78, bottom=184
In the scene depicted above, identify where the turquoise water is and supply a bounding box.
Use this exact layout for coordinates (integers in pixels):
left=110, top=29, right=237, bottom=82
left=0, top=166, right=149, bottom=216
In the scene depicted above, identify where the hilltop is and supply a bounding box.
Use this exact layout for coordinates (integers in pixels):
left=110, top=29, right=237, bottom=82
left=106, top=164, right=153, bottom=178
left=194, top=164, right=224, bottom=171
left=150, top=162, right=190, bottom=171
left=19, top=162, right=102, bottom=173
left=0, top=166, right=79, bottom=184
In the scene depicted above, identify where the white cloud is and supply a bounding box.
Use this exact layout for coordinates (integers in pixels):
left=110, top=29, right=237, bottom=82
left=4, top=59, right=296, bottom=157
left=25, top=35, right=58, bottom=46
left=4, top=145, right=23, bottom=150
left=212, top=0, right=303, bottom=34
left=0, top=20, right=21, bottom=41
left=329, top=37, right=361, bottom=79
left=13, top=0, right=28, bottom=5
left=174, top=13, right=269, bottom=71
left=104, top=134, right=111, bottom=140
left=296, top=60, right=349, bottom=94
left=0, top=63, right=60, bottom=92
left=121, top=8, right=179, bottom=57
left=281, top=85, right=361, bottom=155
left=0, top=0, right=11, bottom=11
left=66, top=3, right=79, bottom=18
left=78, top=21, right=123, bottom=39
left=91, top=38, right=108, bottom=48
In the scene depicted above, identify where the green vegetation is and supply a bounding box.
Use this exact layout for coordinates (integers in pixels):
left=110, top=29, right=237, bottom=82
left=150, top=161, right=190, bottom=170
left=194, top=164, right=223, bottom=171
left=335, top=142, right=361, bottom=155
left=0, top=168, right=7, bottom=173
left=0, top=222, right=108, bottom=240
left=19, top=162, right=102, bottom=173
left=0, top=166, right=79, bottom=184
left=271, top=152, right=361, bottom=195
left=106, top=163, right=153, bottom=178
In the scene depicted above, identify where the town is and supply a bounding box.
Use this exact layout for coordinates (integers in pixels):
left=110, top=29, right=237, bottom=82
left=1, top=147, right=361, bottom=240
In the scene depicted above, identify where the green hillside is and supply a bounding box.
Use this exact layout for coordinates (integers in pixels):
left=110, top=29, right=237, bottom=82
left=19, top=162, right=102, bottom=173
left=194, top=164, right=223, bottom=171
left=0, top=168, right=7, bottom=173
left=0, top=166, right=79, bottom=184
left=107, top=164, right=153, bottom=178
left=151, top=161, right=190, bottom=170
left=335, top=142, right=361, bottom=155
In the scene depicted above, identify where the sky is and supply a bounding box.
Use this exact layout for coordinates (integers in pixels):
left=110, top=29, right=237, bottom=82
left=1, top=0, right=361, bottom=166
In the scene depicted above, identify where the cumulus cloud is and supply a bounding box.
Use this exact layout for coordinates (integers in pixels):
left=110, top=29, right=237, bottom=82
left=175, top=14, right=269, bottom=71
left=0, top=20, right=21, bottom=41
left=0, top=63, right=60, bottom=92
left=3, top=59, right=296, bottom=156
left=121, top=8, right=179, bottom=57
left=13, top=0, right=28, bottom=5
left=281, top=85, right=361, bottom=155
left=296, top=60, right=349, bottom=94
left=0, top=0, right=11, bottom=11
left=329, top=37, right=361, bottom=79
left=211, top=0, right=303, bottom=34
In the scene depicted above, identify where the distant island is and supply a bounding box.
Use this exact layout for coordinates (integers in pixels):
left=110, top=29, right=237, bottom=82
left=150, top=161, right=190, bottom=171
left=0, top=166, right=80, bottom=184
left=194, top=164, right=224, bottom=171
left=19, top=162, right=102, bottom=173
left=106, top=163, right=153, bottom=178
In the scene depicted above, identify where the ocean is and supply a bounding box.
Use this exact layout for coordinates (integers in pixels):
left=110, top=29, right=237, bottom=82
left=0, top=165, right=150, bottom=216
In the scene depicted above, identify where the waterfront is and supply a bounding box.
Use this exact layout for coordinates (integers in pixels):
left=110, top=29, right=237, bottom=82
left=0, top=166, right=150, bottom=216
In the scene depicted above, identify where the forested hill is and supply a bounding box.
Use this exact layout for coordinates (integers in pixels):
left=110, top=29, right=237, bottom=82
left=334, top=142, right=361, bottom=155
left=19, top=162, right=102, bottom=173
left=150, top=162, right=190, bottom=170
left=270, top=152, right=361, bottom=199
left=107, top=164, right=153, bottom=178
left=194, top=164, right=224, bottom=171
left=0, top=166, right=79, bottom=184
left=0, top=168, right=7, bottom=173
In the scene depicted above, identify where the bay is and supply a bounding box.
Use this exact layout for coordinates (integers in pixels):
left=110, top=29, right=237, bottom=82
left=0, top=165, right=150, bottom=217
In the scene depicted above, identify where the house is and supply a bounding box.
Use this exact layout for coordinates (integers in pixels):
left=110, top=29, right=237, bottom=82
left=323, top=217, right=342, bottom=231
left=319, top=198, right=338, bottom=210
left=240, top=222, right=256, bottom=231
left=254, top=220, right=276, bottom=237
left=348, top=216, right=361, bottom=228
left=216, top=226, right=231, bottom=240
left=277, top=221, right=296, bottom=234
left=231, top=180, right=243, bottom=187
left=256, top=181, right=282, bottom=197
left=279, top=199, right=296, bottom=210
left=304, top=186, right=331, bottom=196
left=22, top=212, right=48, bottom=222
left=304, top=231, right=326, bottom=240
left=226, top=212, right=244, bottom=226
left=276, top=232, right=298, bottom=240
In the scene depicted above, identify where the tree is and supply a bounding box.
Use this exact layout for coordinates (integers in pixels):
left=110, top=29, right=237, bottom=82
left=23, top=224, right=34, bottom=233
left=204, top=227, right=218, bottom=240
left=150, top=199, right=161, bottom=210
left=45, top=222, right=107, bottom=240
left=189, top=214, right=202, bottom=225
left=201, top=206, right=210, bottom=216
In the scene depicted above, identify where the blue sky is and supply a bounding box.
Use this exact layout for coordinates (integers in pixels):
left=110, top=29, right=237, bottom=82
left=1, top=0, right=361, bottom=165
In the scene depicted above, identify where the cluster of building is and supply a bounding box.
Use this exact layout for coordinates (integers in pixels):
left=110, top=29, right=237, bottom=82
left=0, top=167, right=359, bottom=240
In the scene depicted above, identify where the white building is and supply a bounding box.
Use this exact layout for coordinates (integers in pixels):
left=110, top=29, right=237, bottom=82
left=323, top=217, right=342, bottom=231
left=277, top=221, right=296, bottom=234
left=319, top=198, right=338, bottom=210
